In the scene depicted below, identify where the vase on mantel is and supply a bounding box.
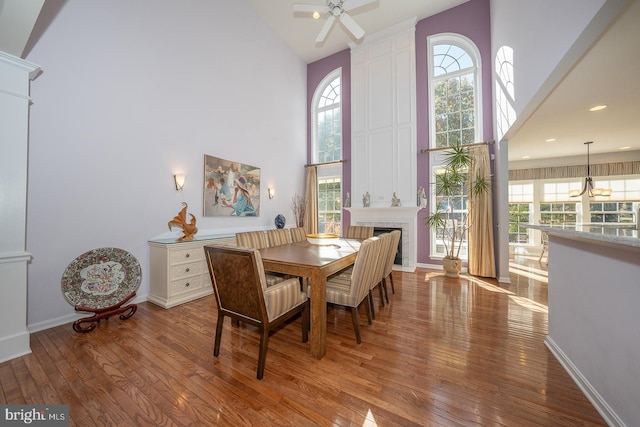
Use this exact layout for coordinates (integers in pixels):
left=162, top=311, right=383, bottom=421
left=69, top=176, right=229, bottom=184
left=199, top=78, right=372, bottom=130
left=442, top=256, right=462, bottom=278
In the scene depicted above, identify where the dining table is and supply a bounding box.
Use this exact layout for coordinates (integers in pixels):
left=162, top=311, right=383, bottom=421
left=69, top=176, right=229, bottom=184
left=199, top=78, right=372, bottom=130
left=258, top=238, right=362, bottom=359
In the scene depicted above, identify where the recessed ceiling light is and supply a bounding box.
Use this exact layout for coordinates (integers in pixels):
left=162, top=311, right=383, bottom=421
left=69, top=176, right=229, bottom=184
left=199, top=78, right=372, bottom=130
left=545, top=138, right=556, bottom=142
left=589, top=105, right=607, bottom=111
left=522, top=155, right=530, bottom=159
left=619, top=146, right=631, bottom=150
left=312, top=11, right=320, bottom=19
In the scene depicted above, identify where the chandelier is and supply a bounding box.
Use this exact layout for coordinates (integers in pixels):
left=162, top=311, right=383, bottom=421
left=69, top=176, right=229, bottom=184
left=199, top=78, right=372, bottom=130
left=569, top=141, right=612, bottom=197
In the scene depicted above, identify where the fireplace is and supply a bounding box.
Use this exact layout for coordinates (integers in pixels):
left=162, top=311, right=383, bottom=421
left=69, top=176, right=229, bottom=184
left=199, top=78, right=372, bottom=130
left=345, top=207, right=420, bottom=272
left=373, top=227, right=402, bottom=265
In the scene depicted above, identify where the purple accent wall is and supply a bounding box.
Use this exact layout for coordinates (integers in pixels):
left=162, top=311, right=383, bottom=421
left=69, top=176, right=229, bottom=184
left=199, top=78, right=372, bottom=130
left=307, top=49, right=352, bottom=225
left=307, top=0, right=492, bottom=259
left=416, top=0, right=493, bottom=264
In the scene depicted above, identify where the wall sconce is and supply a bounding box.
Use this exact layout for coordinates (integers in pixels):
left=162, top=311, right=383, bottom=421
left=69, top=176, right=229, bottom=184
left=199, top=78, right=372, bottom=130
left=268, top=187, right=274, bottom=199
left=174, top=174, right=185, bottom=191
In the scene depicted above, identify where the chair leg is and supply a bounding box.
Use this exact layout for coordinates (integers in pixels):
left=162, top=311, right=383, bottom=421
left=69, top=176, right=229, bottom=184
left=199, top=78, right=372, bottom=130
left=213, top=312, right=225, bottom=357
left=368, top=290, right=376, bottom=319
left=377, top=281, right=386, bottom=306
left=538, top=246, right=546, bottom=262
left=301, top=301, right=309, bottom=343
left=257, top=330, right=270, bottom=380
left=382, top=278, right=389, bottom=304
left=350, top=307, right=362, bottom=344
left=363, top=299, right=372, bottom=325
left=389, top=272, right=395, bottom=294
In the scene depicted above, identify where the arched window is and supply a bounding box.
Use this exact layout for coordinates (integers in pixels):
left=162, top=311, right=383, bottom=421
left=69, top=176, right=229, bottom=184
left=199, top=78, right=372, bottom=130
left=428, top=35, right=482, bottom=259
left=312, top=69, right=342, bottom=234
left=429, top=34, right=482, bottom=148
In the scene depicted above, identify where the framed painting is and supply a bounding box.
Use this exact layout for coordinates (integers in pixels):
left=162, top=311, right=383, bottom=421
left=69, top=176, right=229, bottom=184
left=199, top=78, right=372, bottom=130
left=203, top=155, right=261, bottom=217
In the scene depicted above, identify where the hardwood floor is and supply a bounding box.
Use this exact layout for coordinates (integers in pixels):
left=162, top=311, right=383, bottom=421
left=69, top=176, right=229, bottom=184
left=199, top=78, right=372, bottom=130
left=1, top=258, right=605, bottom=426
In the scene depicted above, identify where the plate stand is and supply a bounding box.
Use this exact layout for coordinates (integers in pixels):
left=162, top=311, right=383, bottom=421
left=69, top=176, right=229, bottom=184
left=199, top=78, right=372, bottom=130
left=73, top=292, right=137, bottom=333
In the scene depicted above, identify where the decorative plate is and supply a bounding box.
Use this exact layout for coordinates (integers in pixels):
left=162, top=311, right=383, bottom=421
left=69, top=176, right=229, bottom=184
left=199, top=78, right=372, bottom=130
left=61, top=247, right=141, bottom=309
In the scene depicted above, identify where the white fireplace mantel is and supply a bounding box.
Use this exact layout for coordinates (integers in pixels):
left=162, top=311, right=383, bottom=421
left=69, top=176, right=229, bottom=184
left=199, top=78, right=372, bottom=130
left=345, top=207, right=420, bottom=272
left=345, top=207, right=421, bottom=218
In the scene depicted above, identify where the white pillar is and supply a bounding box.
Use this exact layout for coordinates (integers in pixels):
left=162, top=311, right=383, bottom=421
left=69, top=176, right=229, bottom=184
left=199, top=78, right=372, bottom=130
left=0, top=51, right=41, bottom=362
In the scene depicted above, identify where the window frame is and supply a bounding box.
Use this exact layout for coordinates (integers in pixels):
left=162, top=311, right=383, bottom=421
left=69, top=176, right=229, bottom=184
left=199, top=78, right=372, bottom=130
left=427, top=34, right=482, bottom=259
left=311, top=68, right=343, bottom=234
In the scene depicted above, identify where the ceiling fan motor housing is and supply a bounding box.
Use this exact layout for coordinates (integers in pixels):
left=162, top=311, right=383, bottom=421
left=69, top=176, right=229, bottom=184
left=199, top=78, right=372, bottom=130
left=328, top=0, right=344, bottom=16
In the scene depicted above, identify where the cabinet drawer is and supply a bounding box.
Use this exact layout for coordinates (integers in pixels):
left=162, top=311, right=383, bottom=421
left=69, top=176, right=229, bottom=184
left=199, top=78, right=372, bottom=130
left=169, top=260, right=203, bottom=280
left=169, top=247, right=203, bottom=264
left=169, top=275, right=203, bottom=296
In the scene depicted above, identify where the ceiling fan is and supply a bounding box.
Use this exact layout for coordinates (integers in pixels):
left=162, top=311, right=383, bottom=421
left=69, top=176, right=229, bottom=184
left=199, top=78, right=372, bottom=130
left=293, top=0, right=376, bottom=43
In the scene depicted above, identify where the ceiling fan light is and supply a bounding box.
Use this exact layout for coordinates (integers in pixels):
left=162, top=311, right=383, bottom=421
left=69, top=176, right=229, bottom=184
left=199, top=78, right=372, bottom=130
left=569, top=189, right=582, bottom=197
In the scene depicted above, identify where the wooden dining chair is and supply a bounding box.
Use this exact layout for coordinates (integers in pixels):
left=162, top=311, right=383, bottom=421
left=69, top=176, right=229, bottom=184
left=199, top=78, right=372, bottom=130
left=344, top=225, right=374, bottom=239
left=290, top=227, right=307, bottom=243
left=267, top=229, right=292, bottom=246
left=324, top=236, right=381, bottom=343
left=236, top=231, right=285, bottom=286
left=204, top=246, right=309, bottom=380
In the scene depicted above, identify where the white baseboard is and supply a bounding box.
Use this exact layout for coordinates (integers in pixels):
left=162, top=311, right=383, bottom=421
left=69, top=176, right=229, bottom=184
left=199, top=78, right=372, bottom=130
left=545, top=336, right=625, bottom=427
left=0, top=330, right=31, bottom=363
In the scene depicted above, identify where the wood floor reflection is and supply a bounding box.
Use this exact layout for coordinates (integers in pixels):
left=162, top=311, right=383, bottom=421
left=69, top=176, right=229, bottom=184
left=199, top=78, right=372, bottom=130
left=0, top=257, right=606, bottom=426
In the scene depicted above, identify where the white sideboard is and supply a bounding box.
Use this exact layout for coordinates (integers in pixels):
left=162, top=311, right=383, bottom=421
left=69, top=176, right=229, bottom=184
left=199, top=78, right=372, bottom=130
left=148, top=236, right=235, bottom=308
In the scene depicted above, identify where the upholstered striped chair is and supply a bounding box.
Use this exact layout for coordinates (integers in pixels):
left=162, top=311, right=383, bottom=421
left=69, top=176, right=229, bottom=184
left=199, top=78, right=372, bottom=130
left=236, top=231, right=285, bottom=287
left=368, top=233, right=391, bottom=318
left=236, top=231, right=268, bottom=249
left=324, top=236, right=382, bottom=343
left=267, top=229, right=292, bottom=247
left=204, top=246, right=309, bottom=380
left=383, top=230, right=401, bottom=295
left=344, top=225, right=374, bottom=239
left=290, top=227, right=307, bottom=243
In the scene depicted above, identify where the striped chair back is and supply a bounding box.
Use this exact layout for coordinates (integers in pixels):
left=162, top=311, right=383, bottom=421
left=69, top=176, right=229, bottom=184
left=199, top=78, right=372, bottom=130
left=344, top=225, right=374, bottom=239
left=236, top=231, right=268, bottom=249
left=267, top=229, right=293, bottom=247
left=290, top=227, right=307, bottom=243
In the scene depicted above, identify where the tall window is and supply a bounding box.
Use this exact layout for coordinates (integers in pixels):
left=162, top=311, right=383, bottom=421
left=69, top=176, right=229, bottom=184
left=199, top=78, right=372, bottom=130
left=428, top=35, right=482, bottom=258
left=312, top=69, right=342, bottom=233
left=540, top=181, right=580, bottom=224
left=508, top=183, right=533, bottom=244
left=430, top=35, right=481, bottom=148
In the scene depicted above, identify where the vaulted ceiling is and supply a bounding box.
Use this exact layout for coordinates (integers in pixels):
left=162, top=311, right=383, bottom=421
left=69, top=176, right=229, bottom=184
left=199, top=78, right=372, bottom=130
left=3, top=0, right=638, bottom=163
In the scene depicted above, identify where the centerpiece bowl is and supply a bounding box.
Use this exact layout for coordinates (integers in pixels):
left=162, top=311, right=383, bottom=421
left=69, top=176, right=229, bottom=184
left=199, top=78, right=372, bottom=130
left=306, top=233, right=340, bottom=245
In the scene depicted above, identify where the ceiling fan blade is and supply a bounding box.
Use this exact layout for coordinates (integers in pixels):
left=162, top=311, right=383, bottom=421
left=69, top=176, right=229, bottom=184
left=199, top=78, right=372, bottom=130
left=315, top=15, right=336, bottom=43
left=293, top=4, right=329, bottom=14
left=342, top=0, right=376, bottom=12
left=339, top=12, right=365, bottom=39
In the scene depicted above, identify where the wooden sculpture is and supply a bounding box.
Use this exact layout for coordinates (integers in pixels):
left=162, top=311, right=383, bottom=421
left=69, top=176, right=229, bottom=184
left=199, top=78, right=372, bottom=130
left=168, top=202, right=198, bottom=241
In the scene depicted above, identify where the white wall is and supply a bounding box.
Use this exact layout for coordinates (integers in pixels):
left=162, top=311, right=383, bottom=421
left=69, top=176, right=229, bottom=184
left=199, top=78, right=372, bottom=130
left=490, top=0, right=606, bottom=123
left=24, top=0, right=307, bottom=329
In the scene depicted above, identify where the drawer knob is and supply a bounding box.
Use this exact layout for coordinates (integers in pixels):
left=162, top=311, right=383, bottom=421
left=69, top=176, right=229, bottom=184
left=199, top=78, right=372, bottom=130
left=185, top=268, right=190, bottom=273
left=185, top=253, right=190, bottom=258
left=185, top=282, right=190, bottom=287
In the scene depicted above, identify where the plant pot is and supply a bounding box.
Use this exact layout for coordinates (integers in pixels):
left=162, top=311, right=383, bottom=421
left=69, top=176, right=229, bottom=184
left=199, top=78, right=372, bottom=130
left=442, top=256, right=462, bottom=278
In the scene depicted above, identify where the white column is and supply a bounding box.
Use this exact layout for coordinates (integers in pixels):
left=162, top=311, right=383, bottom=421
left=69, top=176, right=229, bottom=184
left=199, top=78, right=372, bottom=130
left=0, top=51, right=41, bottom=362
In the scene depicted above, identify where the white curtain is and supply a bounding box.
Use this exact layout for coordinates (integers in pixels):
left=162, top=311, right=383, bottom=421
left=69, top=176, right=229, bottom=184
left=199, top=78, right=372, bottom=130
left=304, top=166, right=318, bottom=234
left=468, top=145, right=496, bottom=277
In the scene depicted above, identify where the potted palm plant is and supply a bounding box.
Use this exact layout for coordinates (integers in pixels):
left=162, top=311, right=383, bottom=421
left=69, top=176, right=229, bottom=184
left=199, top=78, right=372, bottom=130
left=424, top=143, right=490, bottom=278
